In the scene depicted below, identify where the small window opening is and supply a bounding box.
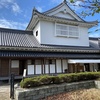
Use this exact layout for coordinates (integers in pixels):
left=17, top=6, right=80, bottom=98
left=36, top=31, right=38, bottom=36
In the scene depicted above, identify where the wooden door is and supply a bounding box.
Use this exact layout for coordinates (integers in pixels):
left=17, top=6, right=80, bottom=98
left=1, top=59, right=9, bottom=77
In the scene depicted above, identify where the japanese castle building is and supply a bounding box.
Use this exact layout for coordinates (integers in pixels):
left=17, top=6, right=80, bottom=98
left=0, top=0, right=100, bottom=80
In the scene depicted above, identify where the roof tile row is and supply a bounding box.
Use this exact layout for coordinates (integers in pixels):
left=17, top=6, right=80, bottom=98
left=0, top=28, right=100, bottom=52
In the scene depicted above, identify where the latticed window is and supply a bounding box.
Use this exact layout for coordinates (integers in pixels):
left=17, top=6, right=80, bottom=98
left=35, top=60, right=41, bottom=65
left=56, top=23, right=79, bottom=38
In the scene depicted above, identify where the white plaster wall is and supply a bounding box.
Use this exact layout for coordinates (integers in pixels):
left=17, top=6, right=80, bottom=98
left=27, top=65, right=34, bottom=75
left=50, top=64, right=55, bottom=73
left=56, top=60, right=62, bottom=73
left=45, top=65, right=49, bottom=74
left=46, top=4, right=82, bottom=21
left=54, top=12, right=75, bottom=20
left=62, top=60, right=68, bottom=72
left=33, top=22, right=41, bottom=43
left=36, top=65, right=41, bottom=74
left=40, top=21, right=89, bottom=47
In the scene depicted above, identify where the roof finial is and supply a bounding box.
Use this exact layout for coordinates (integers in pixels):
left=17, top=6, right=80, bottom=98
left=33, top=7, right=36, bottom=10
left=33, top=7, right=38, bottom=14
left=63, top=0, right=66, bottom=3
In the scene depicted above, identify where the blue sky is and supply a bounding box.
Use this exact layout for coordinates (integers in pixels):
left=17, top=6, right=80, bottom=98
left=0, top=0, right=100, bottom=37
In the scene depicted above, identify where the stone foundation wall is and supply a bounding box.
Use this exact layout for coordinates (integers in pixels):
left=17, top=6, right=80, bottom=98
left=95, top=81, right=100, bottom=89
left=15, top=81, right=95, bottom=100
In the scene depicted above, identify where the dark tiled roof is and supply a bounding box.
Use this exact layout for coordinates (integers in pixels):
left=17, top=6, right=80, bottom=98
left=0, top=28, right=100, bottom=52
left=0, top=51, right=100, bottom=58
left=0, top=28, right=40, bottom=47
left=89, top=37, right=100, bottom=40
left=41, top=44, right=98, bottom=50
left=89, top=37, right=100, bottom=49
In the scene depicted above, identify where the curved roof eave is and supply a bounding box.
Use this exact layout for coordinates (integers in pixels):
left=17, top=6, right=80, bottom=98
left=32, top=10, right=97, bottom=26
left=0, top=46, right=99, bottom=53
left=26, top=8, right=39, bottom=30
left=26, top=5, right=98, bottom=30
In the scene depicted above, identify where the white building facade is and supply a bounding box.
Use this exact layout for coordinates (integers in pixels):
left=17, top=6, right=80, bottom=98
left=0, top=0, right=100, bottom=80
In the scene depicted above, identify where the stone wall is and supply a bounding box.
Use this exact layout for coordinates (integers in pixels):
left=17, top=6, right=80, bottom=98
left=95, top=80, right=100, bottom=89
left=15, top=81, right=95, bottom=100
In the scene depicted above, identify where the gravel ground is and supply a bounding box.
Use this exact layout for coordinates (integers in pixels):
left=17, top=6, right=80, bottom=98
left=0, top=83, right=10, bottom=100
left=41, top=88, right=100, bottom=100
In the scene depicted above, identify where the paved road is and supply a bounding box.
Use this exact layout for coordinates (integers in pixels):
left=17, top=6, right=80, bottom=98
left=0, top=84, right=10, bottom=100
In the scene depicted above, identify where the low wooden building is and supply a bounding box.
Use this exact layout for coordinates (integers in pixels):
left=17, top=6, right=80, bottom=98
left=0, top=0, right=100, bottom=80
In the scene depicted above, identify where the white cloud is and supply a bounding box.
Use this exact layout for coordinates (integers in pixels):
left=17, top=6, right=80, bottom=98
left=12, top=3, right=21, bottom=13
left=89, top=32, right=100, bottom=37
left=74, top=1, right=81, bottom=5
left=89, top=25, right=100, bottom=37
left=37, top=6, right=43, bottom=12
left=0, top=19, right=28, bottom=29
left=0, top=0, right=21, bottom=14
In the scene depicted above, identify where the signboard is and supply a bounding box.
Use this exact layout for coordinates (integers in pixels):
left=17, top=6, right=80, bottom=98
left=23, top=69, right=26, bottom=77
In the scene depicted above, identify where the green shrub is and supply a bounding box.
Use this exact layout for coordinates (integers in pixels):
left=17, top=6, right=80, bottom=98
left=77, top=73, right=88, bottom=81
left=52, top=76, right=62, bottom=84
left=20, top=78, right=40, bottom=88
left=77, top=72, right=100, bottom=81
left=62, top=74, right=72, bottom=83
left=20, top=72, right=100, bottom=88
left=38, top=75, right=53, bottom=85
left=69, top=73, right=79, bottom=82
left=58, top=74, right=65, bottom=83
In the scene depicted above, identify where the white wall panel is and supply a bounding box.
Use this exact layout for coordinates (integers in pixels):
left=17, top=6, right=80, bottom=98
left=63, top=60, right=68, bottom=72
left=46, top=5, right=82, bottom=21
left=33, top=22, right=41, bottom=43
left=54, top=12, right=75, bottom=20
left=45, top=65, right=49, bottom=74
left=28, top=65, right=34, bottom=75
left=50, top=64, right=55, bottom=73
left=36, top=65, right=41, bottom=74
left=40, top=21, right=89, bottom=47
left=56, top=60, right=62, bottom=73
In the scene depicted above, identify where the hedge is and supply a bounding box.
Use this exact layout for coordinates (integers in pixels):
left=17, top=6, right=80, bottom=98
left=20, top=72, right=100, bottom=88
